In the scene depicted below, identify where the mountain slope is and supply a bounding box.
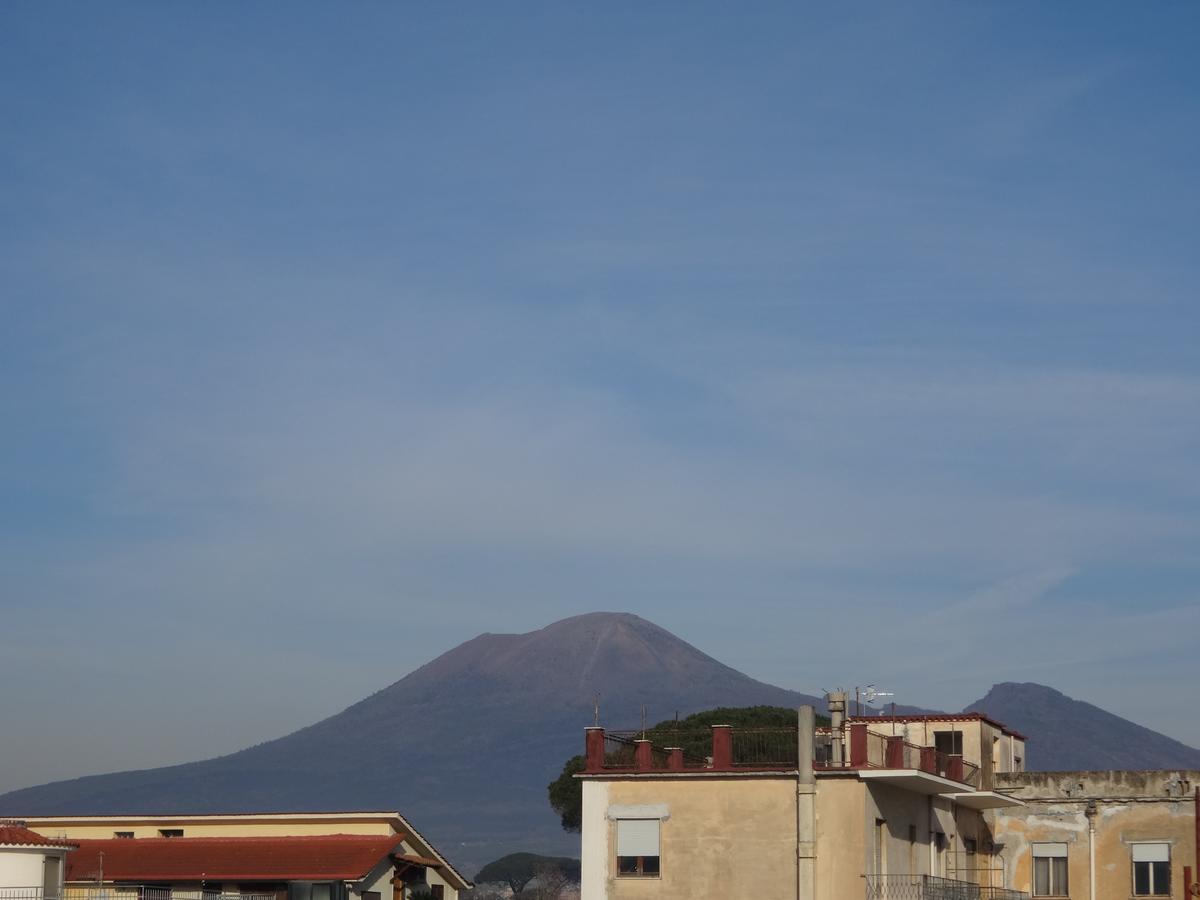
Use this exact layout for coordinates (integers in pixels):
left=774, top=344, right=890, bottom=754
left=965, top=682, right=1200, bottom=771
left=0, top=613, right=822, bottom=868
left=4, top=615, right=1199, bottom=872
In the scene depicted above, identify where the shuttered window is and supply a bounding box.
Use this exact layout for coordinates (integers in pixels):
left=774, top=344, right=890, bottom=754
left=1132, top=843, right=1170, bottom=896
left=1032, top=843, right=1068, bottom=897
left=616, top=819, right=660, bottom=877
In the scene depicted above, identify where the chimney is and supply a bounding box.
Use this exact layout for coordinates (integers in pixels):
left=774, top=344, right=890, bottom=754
left=827, top=691, right=847, bottom=765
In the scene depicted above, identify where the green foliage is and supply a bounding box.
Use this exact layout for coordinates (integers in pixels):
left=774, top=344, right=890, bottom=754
left=546, top=754, right=586, bottom=832
left=640, top=706, right=828, bottom=760
left=475, top=852, right=581, bottom=893
left=547, top=705, right=832, bottom=834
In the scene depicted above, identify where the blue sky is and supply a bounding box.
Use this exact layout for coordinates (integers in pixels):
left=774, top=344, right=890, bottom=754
left=2, top=3, right=1199, bottom=793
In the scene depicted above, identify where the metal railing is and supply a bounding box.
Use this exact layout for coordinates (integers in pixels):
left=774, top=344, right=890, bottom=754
left=590, top=725, right=980, bottom=786
left=731, top=727, right=798, bottom=767
left=864, top=876, right=1027, bottom=900
left=50, top=888, right=281, bottom=900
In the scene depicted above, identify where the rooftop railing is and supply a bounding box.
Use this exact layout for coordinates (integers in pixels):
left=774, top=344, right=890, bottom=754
left=584, top=724, right=979, bottom=788
left=864, top=875, right=1028, bottom=900
left=5, top=887, right=284, bottom=900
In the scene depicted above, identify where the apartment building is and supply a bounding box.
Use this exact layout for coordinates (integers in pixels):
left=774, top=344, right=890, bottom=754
left=577, top=695, right=1030, bottom=900
left=20, top=812, right=470, bottom=900
left=992, top=770, right=1199, bottom=899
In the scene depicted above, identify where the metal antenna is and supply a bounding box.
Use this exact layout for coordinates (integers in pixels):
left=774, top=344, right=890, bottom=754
left=640, top=704, right=647, bottom=738
left=593, top=694, right=600, bottom=727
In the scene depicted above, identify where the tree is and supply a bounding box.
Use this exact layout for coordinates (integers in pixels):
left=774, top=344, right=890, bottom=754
left=547, top=755, right=586, bottom=832
left=475, top=853, right=580, bottom=896
left=547, top=706, right=831, bottom=833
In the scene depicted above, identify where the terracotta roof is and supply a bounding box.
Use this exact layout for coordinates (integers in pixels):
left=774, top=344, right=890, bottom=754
left=0, top=823, right=77, bottom=849
left=66, top=835, right=405, bottom=883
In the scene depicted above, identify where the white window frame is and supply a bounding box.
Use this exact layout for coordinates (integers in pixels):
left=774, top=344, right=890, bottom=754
left=1131, top=842, right=1170, bottom=896
left=615, top=818, right=660, bottom=878
left=1032, top=842, right=1068, bottom=897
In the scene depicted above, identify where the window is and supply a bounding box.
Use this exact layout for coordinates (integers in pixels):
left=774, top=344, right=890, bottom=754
left=158, top=829, right=183, bottom=838
left=616, top=819, right=660, bottom=877
left=934, top=731, right=963, bottom=755
left=1032, top=843, right=1068, bottom=897
left=114, top=832, right=134, bottom=839
left=1132, top=843, right=1170, bottom=896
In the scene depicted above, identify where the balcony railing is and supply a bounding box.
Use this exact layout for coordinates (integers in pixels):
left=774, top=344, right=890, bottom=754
left=584, top=724, right=980, bottom=787
left=0, top=887, right=284, bottom=900
left=864, top=875, right=1028, bottom=900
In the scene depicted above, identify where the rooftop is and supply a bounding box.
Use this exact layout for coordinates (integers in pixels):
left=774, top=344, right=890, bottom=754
left=65, top=835, right=405, bottom=883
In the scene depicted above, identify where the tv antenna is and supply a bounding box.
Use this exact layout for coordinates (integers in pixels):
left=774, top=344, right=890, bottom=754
left=855, top=684, right=894, bottom=715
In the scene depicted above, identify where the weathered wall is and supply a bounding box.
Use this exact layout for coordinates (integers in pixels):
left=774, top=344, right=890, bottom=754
left=589, top=775, right=797, bottom=900
left=992, top=770, right=1198, bottom=900
left=815, top=777, right=865, bottom=900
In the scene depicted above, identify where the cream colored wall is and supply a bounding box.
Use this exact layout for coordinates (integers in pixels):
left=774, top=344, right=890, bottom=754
left=28, top=817, right=396, bottom=841
left=0, top=847, right=57, bottom=889
left=814, top=777, right=866, bottom=900
left=993, top=771, right=1198, bottom=900
left=580, top=780, right=609, bottom=900
left=586, top=776, right=797, bottom=900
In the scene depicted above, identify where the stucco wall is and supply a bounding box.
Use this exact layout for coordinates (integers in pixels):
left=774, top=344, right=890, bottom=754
left=992, top=770, right=1199, bottom=900
left=814, top=777, right=865, bottom=900
left=581, top=775, right=797, bottom=900
left=0, top=847, right=66, bottom=890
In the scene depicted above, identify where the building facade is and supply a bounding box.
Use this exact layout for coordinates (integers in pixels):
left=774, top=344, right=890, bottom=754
left=992, top=770, right=1199, bottom=900
left=22, top=812, right=470, bottom=900
left=578, top=698, right=1030, bottom=900
left=0, top=822, right=76, bottom=899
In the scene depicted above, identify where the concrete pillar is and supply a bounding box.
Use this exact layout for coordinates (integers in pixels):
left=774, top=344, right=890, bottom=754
left=711, top=725, right=733, bottom=770
left=584, top=727, right=605, bottom=773
left=634, top=739, right=653, bottom=772
left=665, top=748, right=683, bottom=771
left=885, top=735, right=905, bottom=769
left=797, top=705, right=816, bottom=900
left=850, top=724, right=868, bottom=767
left=826, top=691, right=847, bottom=765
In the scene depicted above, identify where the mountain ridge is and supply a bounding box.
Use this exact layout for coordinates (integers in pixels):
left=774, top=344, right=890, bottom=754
left=2, top=612, right=1197, bottom=871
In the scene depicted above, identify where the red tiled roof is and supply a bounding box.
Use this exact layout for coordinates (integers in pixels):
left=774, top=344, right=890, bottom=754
left=66, top=835, right=406, bottom=883
left=0, top=824, right=77, bottom=849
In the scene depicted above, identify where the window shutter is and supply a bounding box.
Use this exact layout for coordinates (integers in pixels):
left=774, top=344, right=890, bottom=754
left=1131, top=843, right=1169, bottom=862
left=616, top=820, right=659, bottom=857
left=1033, top=842, right=1068, bottom=858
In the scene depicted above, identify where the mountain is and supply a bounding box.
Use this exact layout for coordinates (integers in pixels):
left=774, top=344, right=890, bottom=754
left=4, top=614, right=1199, bottom=873
left=0, top=613, right=824, bottom=870
left=965, top=682, right=1200, bottom=771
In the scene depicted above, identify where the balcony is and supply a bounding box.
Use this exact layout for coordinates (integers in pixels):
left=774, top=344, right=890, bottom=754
left=864, top=875, right=1028, bottom=900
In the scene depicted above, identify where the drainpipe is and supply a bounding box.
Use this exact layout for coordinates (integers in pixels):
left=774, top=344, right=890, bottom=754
left=797, top=705, right=816, bottom=900
left=1085, top=800, right=1097, bottom=900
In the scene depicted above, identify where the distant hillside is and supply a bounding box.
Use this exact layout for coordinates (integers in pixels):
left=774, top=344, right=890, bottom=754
left=3, top=614, right=1199, bottom=873
left=965, top=682, right=1200, bottom=771
left=0, top=613, right=831, bottom=870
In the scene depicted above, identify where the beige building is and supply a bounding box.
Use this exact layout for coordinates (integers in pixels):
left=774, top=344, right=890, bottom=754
left=21, top=812, right=470, bottom=900
left=992, top=770, right=1199, bottom=900
left=578, top=697, right=1031, bottom=900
